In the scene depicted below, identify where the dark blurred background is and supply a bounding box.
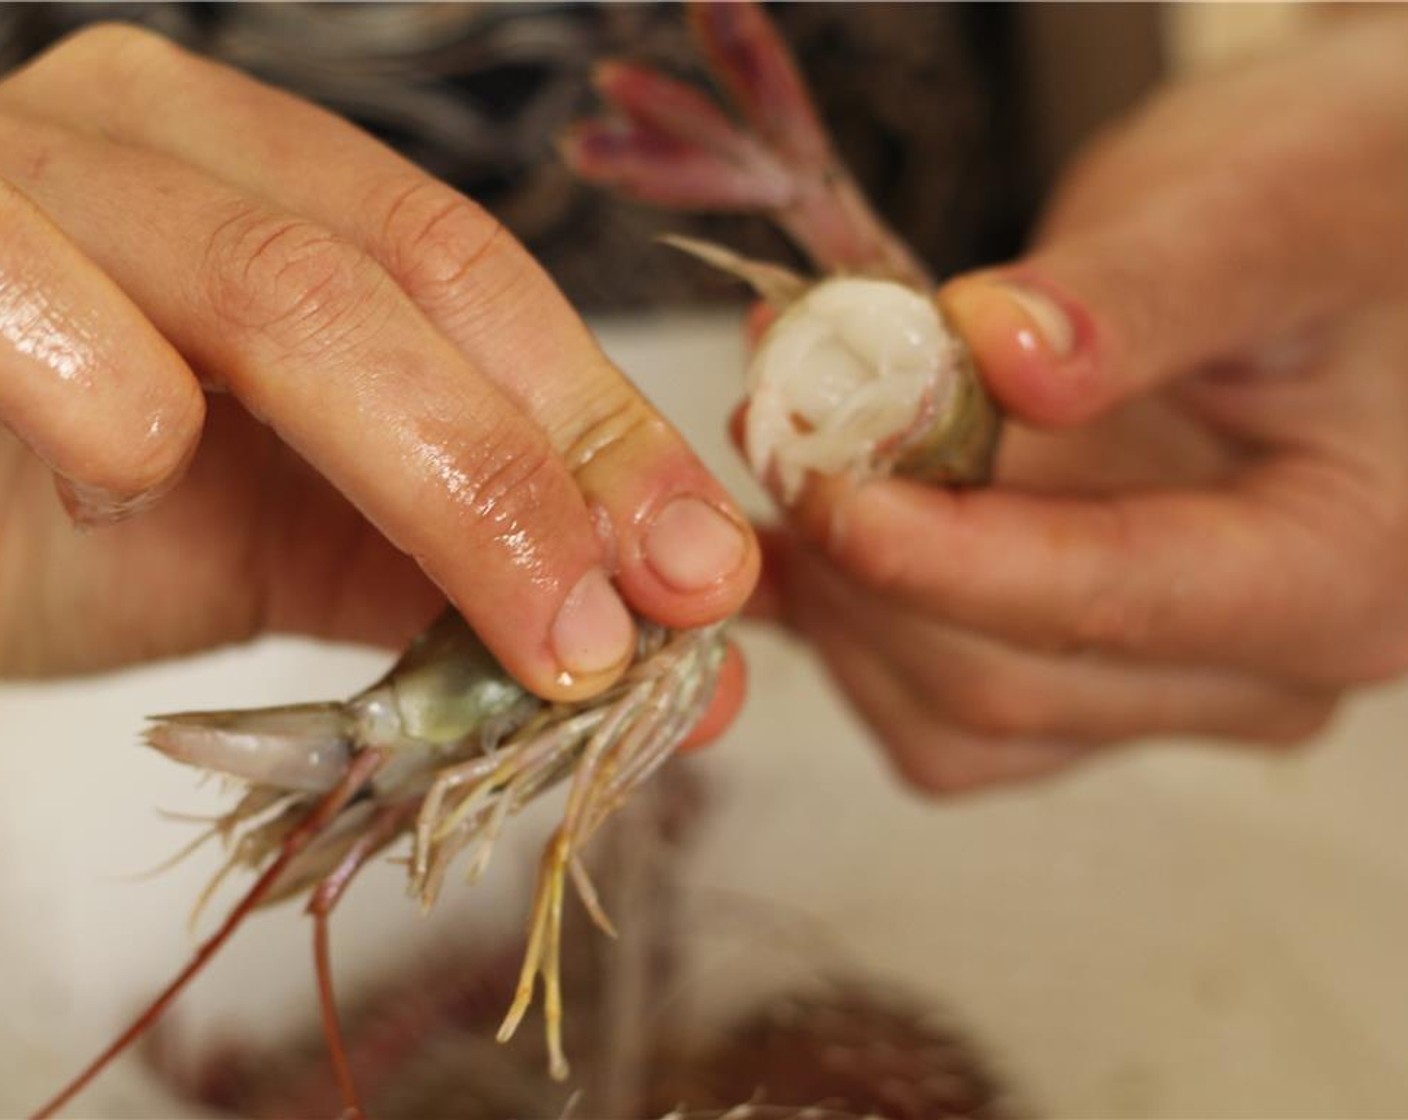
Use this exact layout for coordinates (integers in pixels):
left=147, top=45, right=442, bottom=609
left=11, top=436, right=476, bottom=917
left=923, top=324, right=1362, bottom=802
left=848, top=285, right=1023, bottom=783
left=0, top=3, right=1165, bottom=309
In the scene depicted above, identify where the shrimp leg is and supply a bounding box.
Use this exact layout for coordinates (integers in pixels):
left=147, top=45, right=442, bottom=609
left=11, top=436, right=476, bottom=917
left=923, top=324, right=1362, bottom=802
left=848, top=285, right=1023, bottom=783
left=496, top=693, right=639, bottom=1078
left=30, top=749, right=386, bottom=1120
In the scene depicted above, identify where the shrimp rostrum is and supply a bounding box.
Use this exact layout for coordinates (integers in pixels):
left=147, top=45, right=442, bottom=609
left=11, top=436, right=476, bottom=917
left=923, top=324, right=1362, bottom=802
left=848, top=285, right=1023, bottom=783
left=38, top=2, right=1001, bottom=1116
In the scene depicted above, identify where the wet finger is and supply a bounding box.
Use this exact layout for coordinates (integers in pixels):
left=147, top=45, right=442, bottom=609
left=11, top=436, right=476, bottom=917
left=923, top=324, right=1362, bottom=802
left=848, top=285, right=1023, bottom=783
left=3, top=26, right=759, bottom=630
left=0, top=174, right=202, bottom=524
left=0, top=116, right=631, bottom=701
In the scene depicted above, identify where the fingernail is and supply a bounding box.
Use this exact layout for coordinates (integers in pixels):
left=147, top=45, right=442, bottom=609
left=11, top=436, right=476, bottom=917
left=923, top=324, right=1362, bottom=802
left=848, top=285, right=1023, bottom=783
left=644, top=495, right=748, bottom=592
left=552, top=568, right=635, bottom=680
left=947, top=278, right=1076, bottom=360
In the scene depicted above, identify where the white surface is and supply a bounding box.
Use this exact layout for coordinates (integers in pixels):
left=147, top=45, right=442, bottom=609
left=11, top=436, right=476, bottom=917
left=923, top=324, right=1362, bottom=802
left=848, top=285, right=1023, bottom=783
left=4, top=311, right=1408, bottom=1117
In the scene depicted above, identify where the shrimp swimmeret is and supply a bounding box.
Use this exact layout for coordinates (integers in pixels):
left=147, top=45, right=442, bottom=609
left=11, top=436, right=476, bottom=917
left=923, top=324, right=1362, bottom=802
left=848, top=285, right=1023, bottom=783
left=34, top=3, right=1001, bottom=1117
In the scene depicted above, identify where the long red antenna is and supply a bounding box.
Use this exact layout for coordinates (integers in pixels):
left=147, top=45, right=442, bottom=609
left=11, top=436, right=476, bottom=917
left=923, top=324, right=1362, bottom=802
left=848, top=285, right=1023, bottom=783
left=32, top=749, right=385, bottom=1119
left=306, top=803, right=413, bottom=1120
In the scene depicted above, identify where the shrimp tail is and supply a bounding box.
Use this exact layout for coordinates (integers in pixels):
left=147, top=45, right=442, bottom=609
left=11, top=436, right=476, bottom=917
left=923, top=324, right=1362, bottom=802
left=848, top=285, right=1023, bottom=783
left=564, top=0, right=930, bottom=286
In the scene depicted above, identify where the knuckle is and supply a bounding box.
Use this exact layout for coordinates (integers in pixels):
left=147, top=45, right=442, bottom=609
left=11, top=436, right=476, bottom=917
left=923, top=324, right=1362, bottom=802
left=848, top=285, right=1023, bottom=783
left=560, top=390, right=663, bottom=476
left=374, top=176, right=508, bottom=312
left=32, top=21, right=192, bottom=106
left=203, top=207, right=387, bottom=354
left=455, top=427, right=567, bottom=531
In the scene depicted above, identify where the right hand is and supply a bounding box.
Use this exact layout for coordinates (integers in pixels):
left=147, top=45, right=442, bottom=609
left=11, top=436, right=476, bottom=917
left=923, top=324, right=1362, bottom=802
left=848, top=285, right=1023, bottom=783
left=755, top=11, right=1408, bottom=793
left=0, top=24, right=758, bottom=704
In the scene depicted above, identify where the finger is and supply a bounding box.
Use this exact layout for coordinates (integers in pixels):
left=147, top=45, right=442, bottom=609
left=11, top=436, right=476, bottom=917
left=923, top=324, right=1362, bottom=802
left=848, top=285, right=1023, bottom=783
left=792, top=466, right=1390, bottom=685
left=800, top=608, right=1094, bottom=797
left=741, top=526, right=788, bottom=622
left=781, top=538, right=1339, bottom=745
left=3, top=26, right=758, bottom=631
left=939, top=108, right=1408, bottom=429
left=0, top=116, right=633, bottom=702
left=0, top=176, right=202, bottom=524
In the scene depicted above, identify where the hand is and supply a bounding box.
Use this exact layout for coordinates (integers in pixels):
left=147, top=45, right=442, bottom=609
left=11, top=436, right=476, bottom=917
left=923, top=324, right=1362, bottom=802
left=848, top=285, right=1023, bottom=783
left=0, top=24, right=757, bottom=710
left=758, top=12, right=1408, bottom=793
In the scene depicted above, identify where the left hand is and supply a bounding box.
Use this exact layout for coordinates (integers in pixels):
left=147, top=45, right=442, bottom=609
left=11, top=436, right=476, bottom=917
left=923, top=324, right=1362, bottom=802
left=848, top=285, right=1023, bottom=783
left=0, top=25, right=757, bottom=715
left=754, top=12, right=1408, bottom=794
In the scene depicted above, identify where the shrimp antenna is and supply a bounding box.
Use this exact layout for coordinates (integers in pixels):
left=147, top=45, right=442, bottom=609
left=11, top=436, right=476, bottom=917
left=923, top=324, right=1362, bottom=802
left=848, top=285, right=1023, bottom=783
left=305, top=801, right=415, bottom=1119
left=657, top=234, right=808, bottom=308
left=30, top=750, right=385, bottom=1120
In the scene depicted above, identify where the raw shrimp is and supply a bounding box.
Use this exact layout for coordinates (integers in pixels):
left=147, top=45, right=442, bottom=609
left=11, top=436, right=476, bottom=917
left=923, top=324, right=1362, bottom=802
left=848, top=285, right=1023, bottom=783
left=34, top=616, right=727, bottom=1117
left=36, top=3, right=999, bottom=1116
left=564, top=1, right=1002, bottom=496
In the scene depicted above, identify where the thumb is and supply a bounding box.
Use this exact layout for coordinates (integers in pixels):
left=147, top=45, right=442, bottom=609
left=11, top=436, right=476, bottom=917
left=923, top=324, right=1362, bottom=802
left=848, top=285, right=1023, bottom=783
left=940, top=155, right=1394, bottom=428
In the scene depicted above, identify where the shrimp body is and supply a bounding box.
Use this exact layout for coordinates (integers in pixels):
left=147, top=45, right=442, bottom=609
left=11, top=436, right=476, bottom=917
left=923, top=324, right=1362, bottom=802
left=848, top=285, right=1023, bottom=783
left=153, top=609, right=726, bottom=975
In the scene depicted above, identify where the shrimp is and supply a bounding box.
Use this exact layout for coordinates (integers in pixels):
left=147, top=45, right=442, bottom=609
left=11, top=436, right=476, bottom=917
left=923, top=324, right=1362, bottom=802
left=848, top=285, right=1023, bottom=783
left=563, top=1, right=1003, bottom=496
left=37, top=3, right=999, bottom=1115
left=34, top=615, right=727, bottom=1118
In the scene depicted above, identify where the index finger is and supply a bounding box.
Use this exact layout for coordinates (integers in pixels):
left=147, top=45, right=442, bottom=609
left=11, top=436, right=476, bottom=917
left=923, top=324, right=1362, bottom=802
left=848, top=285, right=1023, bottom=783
left=3, top=27, right=759, bottom=633
left=0, top=114, right=639, bottom=702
